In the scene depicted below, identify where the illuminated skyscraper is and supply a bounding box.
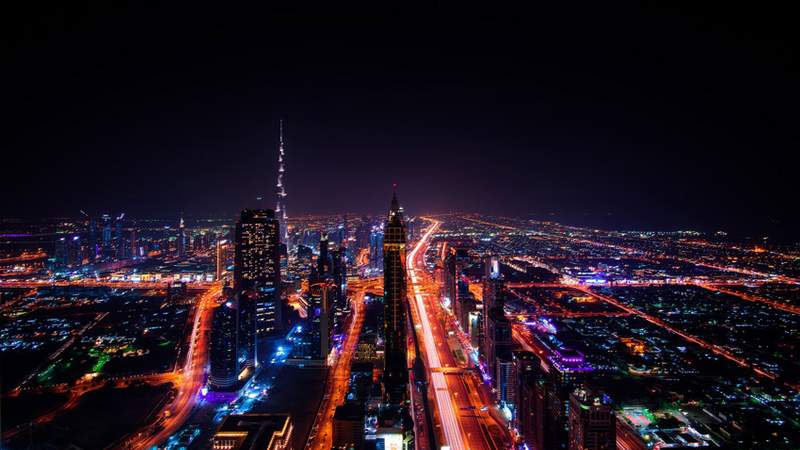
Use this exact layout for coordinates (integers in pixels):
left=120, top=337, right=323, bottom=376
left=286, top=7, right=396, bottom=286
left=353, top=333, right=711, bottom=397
left=177, top=214, right=186, bottom=258
left=369, top=225, right=384, bottom=270
left=234, top=209, right=282, bottom=337
left=101, top=214, right=112, bottom=257
left=382, top=189, right=408, bottom=404
left=275, top=120, right=289, bottom=246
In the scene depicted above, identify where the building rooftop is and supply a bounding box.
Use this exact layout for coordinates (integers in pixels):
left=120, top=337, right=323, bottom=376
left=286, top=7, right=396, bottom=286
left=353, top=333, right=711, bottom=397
left=213, top=413, right=291, bottom=450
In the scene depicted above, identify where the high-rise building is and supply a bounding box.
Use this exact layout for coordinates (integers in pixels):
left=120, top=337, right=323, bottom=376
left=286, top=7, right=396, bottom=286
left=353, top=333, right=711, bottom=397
left=101, top=214, right=112, bottom=257
left=368, top=225, right=384, bottom=270
left=483, top=266, right=513, bottom=381
left=512, top=351, right=538, bottom=428
left=234, top=209, right=282, bottom=335
left=317, top=234, right=330, bottom=277
left=308, top=282, right=335, bottom=360
left=333, top=402, right=365, bottom=450
left=177, top=214, right=186, bottom=258
left=496, top=354, right=515, bottom=405
left=526, top=346, right=594, bottom=450
left=355, top=217, right=371, bottom=250
left=209, top=299, right=240, bottom=390
left=513, top=350, right=540, bottom=441
left=568, top=388, right=616, bottom=450
left=130, top=229, right=138, bottom=258
left=443, top=248, right=457, bottom=313
left=114, top=214, right=125, bottom=258
left=382, top=190, right=408, bottom=404
left=331, top=247, right=347, bottom=311
left=237, top=289, right=257, bottom=370
left=216, top=239, right=229, bottom=281
left=275, top=120, right=289, bottom=246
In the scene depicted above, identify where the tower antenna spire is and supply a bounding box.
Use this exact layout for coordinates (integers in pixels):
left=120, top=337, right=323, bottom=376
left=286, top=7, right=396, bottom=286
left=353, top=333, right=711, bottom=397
left=276, top=120, right=289, bottom=244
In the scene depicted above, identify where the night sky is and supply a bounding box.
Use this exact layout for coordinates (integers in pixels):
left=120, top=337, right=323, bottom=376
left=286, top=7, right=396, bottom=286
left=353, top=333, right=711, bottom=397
left=4, top=4, right=798, bottom=239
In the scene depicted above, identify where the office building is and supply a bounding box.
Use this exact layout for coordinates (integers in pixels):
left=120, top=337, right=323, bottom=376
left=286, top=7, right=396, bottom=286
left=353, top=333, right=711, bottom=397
left=234, top=209, right=282, bottom=335
left=382, top=190, right=408, bottom=404
left=369, top=225, right=383, bottom=270
left=333, top=402, right=365, bottom=450
left=484, top=275, right=513, bottom=381
left=308, top=282, right=334, bottom=360
left=209, top=299, right=240, bottom=390
left=212, top=413, right=293, bottom=450
left=568, top=388, right=615, bottom=450
left=237, top=289, right=257, bottom=370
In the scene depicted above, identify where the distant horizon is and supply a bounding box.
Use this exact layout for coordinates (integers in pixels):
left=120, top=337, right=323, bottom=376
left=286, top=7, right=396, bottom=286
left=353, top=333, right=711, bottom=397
left=1, top=210, right=795, bottom=244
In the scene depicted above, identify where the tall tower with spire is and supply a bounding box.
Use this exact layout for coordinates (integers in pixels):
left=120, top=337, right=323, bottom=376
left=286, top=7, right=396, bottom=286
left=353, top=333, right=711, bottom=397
left=178, top=213, right=186, bottom=258
left=275, top=120, right=289, bottom=245
left=383, top=186, right=408, bottom=404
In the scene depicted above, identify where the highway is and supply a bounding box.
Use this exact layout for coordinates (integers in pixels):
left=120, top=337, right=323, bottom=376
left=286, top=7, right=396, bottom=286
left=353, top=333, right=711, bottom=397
left=131, top=283, right=221, bottom=449
left=0, top=279, right=216, bottom=290
left=307, top=281, right=370, bottom=449
left=408, top=219, right=507, bottom=450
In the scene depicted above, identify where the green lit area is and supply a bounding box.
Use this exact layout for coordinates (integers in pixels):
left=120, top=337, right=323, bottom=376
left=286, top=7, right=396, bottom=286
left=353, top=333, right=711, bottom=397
left=88, top=347, right=111, bottom=373
left=36, top=362, right=57, bottom=385
left=91, top=354, right=110, bottom=373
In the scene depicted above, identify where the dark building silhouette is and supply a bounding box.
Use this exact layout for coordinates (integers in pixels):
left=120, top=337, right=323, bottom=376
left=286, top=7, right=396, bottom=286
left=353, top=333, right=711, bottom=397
left=308, top=282, right=335, bottom=360
left=317, top=233, right=330, bottom=277
left=237, top=289, right=257, bottom=370
left=369, top=226, right=383, bottom=270
left=177, top=214, right=186, bottom=258
left=331, top=247, right=347, bottom=314
left=512, top=351, right=538, bottom=430
left=568, top=388, right=616, bottom=450
left=209, top=298, right=240, bottom=390
left=333, top=402, right=365, bottom=450
left=483, top=260, right=513, bottom=383
left=382, top=190, right=408, bottom=404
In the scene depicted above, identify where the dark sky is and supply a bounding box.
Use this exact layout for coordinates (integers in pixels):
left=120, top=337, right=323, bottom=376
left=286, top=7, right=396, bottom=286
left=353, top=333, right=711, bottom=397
left=3, top=3, right=798, bottom=239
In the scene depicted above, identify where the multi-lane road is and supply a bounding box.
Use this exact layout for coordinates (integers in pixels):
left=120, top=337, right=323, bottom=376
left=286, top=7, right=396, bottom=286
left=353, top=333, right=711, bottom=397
left=131, top=283, right=221, bottom=449
left=306, top=281, right=371, bottom=449
left=408, top=219, right=508, bottom=450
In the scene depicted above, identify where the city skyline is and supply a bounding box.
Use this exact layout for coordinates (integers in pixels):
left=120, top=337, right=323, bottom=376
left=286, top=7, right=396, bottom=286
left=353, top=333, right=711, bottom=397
left=3, top=4, right=800, bottom=450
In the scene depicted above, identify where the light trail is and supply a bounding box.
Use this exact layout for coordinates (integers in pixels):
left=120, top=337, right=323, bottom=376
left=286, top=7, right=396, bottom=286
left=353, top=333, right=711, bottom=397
left=407, top=220, right=467, bottom=450
left=307, top=286, right=368, bottom=449
left=134, top=283, right=221, bottom=449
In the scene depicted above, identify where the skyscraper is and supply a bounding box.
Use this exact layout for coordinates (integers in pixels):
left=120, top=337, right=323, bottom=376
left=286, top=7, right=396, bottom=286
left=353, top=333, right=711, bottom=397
left=275, top=120, right=289, bottom=246
left=483, top=259, right=513, bottom=381
left=237, top=289, right=257, bottom=370
left=369, top=225, right=384, bottom=270
left=308, top=282, right=335, bottom=360
left=177, top=214, right=186, bottom=258
left=209, top=298, right=239, bottom=390
left=317, top=234, right=330, bottom=278
left=568, top=388, right=616, bottom=450
left=234, top=209, right=282, bottom=337
left=382, top=189, right=408, bottom=404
